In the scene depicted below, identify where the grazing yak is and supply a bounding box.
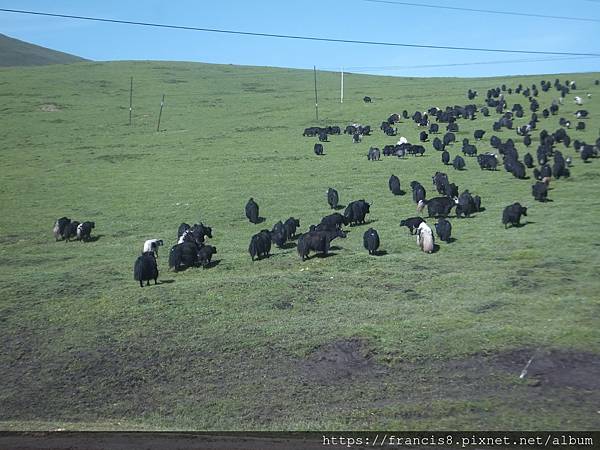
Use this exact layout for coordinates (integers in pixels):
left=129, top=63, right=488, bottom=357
left=327, top=187, right=339, bottom=209
left=53, top=217, right=71, bottom=241
left=532, top=181, right=549, bottom=202
left=297, top=229, right=346, bottom=261
left=62, top=221, right=80, bottom=242
left=197, top=245, right=217, bottom=268
left=344, top=200, right=370, bottom=226
left=314, top=143, right=324, bottom=156
left=443, top=132, right=456, bottom=146
left=321, top=213, right=349, bottom=230
left=271, top=221, right=287, bottom=248
left=434, top=218, right=452, bottom=243
left=168, top=242, right=216, bottom=269
left=177, top=222, right=191, bottom=239
left=432, top=171, right=449, bottom=195
left=178, top=223, right=212, bottom=246
left=245, top=198, right=260, bottom=224
left=502, top=203, right=528, bottom=228
left=474, top=129, right=485, bottom=140
left=452, top=155, right=466, bottom=170
left=134, top=252, right=159, bottom=287
left=462, top=144, right=478, bottom=157
left=363, top=228, right=380, bottom=255
left=249, top=230, right=272, bottom=261
left=400, top=217, right=424, bottom=235
left=284, top=217, right=301, bottom=240
left=417, top=197, right=457, bottom=218
left=442, top=150, right=450, bottom=165
left=389, top=175, right=402, bottom=195
left=363, top=96, right=372, bottom=103
left=76, top=221, right=95, bottom=242
left=524, top=153, right=534, bottom=168
left=143, top=239, right=164, bottom=257
left=367, top=147, right=381, bottom=161
left=416, top=222, right=435, bottom=253
left=411, top=181, right=426, bottom=204
left=581, top=145, right=596, bottom=162
left=169, top=241, right=198, bottom=271
left=455, top=190, right=477, bottom=218
left=433, top=137, right=444, bottom=151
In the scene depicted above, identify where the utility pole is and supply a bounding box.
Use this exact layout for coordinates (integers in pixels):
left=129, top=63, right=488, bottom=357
left=156, top=94, right=165, bottom=132
left=313, top=65, right=319, bottom=122
left=340, top=67, right=344, bottom=104
left=129, top=76, right=133, bottom=126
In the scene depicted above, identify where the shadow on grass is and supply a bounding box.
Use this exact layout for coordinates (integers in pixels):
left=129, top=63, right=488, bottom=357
left=508, top=221, right=535, bottom=228
left=85, top=234, right=104, bottom=242
left=446, top=237, right=457, bottom=244
left=312, top=252, right=337, bottom=259
left=159, top=279, right=175, bottom=284
left=252, top=253, right=272, bottom=261
left=203, top=259, right=221, bottom=269
left=278, top=242, right=297, bottom=250
left=371, top=250, right=388, bottom=256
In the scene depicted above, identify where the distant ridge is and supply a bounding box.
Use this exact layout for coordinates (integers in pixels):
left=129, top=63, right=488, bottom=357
left=0, top=33, right=87, bottom=67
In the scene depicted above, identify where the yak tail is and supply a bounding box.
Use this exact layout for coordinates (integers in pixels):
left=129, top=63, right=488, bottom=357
left=416, top=200, right=426, bottom=213
left=168, top=246, right=181, bottom=270
left=133, top=257, right=143, bottom=281
left=248, top=240, right=258, bottom=260
left=297, top=235, right=308, bottom=259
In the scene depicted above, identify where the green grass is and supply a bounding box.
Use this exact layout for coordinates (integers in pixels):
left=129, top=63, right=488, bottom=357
left=0, top=61, right=599, bottom=431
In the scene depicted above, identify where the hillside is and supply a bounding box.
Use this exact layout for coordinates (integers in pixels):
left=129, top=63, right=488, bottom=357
left=0, top=61, right=599, bottom=431
left=0, top=33, right=87, bottom=67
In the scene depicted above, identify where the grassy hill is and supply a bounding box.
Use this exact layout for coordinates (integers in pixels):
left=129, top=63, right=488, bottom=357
left=0, top=61, right=599, bottom=431
left=0, top=33, right=87, bottom=67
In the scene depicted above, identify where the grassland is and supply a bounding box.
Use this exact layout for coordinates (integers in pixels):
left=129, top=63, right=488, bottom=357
left=0, top=33, right=87, bottom=67
left=0, top=61, right=599, bottom=431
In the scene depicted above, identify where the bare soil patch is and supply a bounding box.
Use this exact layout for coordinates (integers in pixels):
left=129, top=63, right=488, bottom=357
left=298, top=338, right=388, bottom=384
left=491, top=348, right=600, bottom=390
left=39, top=103, right=60, bottom=112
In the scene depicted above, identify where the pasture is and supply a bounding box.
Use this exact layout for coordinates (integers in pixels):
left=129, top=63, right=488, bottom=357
left=0, top=61, right=599, bottom=430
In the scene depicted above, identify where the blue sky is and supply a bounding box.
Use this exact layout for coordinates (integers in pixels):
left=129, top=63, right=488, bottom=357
left=1, top=0, right=599, bottom=77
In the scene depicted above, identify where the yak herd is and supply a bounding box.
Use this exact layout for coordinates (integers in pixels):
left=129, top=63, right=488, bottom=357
left=51, top=77, right=598, bottom=286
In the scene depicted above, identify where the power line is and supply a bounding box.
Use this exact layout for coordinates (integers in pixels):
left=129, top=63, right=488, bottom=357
left=1, top=8, right=600, bottom=57
left=323, top=55, right=600, bottom=72
left=364, top=0, right=600, bottom=23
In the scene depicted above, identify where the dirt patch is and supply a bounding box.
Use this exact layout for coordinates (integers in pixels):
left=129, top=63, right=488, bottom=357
left=470, top=301, right=504, bottom=314
left=241, top=83, right=276, bottom=93
left=492, top=348, right=600, bottom=390
left=96, top=153, right=150, bottom=163
left=0, top=234, right=21, bottom=244
left=40, top=103, right=61, bottom=112
left=298, top=338, right=387, bottom=384
left=234, top=125, right=288, bottom=133
left=273, top=300, right=293, bottom=310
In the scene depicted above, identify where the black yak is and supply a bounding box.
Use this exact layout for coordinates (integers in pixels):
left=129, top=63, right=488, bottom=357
left=245, top=198, right=260, bottom=224
left=363, top=228, right=380, bottom=255
left=134, top=252, right=159, bottom=287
